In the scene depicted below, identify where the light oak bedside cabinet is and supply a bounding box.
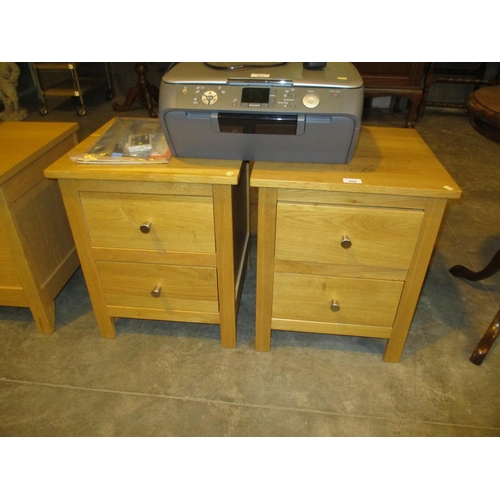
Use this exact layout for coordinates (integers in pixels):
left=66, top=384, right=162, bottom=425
left=251, top=126, right=461, bottom=362
left=44, top=119, right=250, bottom=346
left=0, top=121, right=80, bottom=333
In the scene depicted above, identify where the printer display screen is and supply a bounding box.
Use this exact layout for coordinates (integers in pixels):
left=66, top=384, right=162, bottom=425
left=241, top=87, right=270, bottom=104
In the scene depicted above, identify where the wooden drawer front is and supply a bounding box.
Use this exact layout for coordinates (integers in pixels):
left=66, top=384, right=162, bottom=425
left=275, top=202, right=423, bottom=269
left=273, top=273, right=404, bottom=327
left=81, top=192, right=215, bottom=253
left=97, top=261, right=219, bottom=312
left=0, top=226, right=22, bottom=287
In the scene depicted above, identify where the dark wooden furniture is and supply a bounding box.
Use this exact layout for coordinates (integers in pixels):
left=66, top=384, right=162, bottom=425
left=352, top=63, right=425, bottom=128
left=465, top=85, right=500, bottom=144
left=416, top=63, right=491, bottom=122
left=113, top=63, right=159, bottom=118
left=450, top=249, right=500, bottom=365
left=450, top=81, right=500, bottom=365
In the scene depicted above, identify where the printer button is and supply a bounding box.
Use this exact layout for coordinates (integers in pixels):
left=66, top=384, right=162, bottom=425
left=302, top=93, right=320, bottom=108
left=202, top=91, right=219, bottom=105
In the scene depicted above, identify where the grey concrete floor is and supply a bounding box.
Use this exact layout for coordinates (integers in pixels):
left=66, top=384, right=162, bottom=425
left=1, top=67, right=499, bottom=437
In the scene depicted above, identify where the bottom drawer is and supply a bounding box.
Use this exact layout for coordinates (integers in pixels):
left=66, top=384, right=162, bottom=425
left=97, top=261, right=219, bottom=313
left=273, top=272, right=404, bottom=328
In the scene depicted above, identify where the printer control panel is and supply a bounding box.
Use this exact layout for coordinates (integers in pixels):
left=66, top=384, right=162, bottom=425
left=175, top=84, right=345, bottom=113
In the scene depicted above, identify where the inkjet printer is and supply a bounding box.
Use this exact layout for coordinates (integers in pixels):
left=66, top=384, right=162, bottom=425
left=159, top=62, right=364, bottom=164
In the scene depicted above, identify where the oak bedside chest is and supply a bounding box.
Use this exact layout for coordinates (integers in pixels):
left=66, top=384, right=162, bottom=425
left=44, top=119, right=250, bottom=347
left=251, top=126, right=461, bottom=362
left=0, top=121, right=80, bottom=333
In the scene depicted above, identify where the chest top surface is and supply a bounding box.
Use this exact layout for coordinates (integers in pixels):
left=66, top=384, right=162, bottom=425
left=250, top=126, right=462, bottom=199
left=0, top=121, right=78, bottom=184
left=44, top=119, right=244, bottom=186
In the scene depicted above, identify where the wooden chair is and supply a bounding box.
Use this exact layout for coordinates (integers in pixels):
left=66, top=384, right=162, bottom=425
left=450, top=249, right=500, bottom=365
left=416, top=63, right=491, bottom=122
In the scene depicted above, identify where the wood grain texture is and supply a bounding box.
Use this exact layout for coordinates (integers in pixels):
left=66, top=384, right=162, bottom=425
left=97, top=261, right=218, bottom=312
left=44, top=119, right=243, bottom=185
left=0, top=122, right=78, bottom=183
left=384, top=198, right=447, bottom=362
left=255, top=187, right=278, bottom=352
left=273, top=273, right=404, bottom=327
left=275, top=202, right=423, bottom=269
left=0, top=122, right=79, bottom=333
left=251, top=126, right=461, bottom=362
left=250, top=126, right=461, bottom=199
left=46, top=120, right=249, bottom=345
left=81, top=192, right=215, bottom=253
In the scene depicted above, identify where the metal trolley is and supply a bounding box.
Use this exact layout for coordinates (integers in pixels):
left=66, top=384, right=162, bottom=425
left=31, top=62, right=114, bottom=116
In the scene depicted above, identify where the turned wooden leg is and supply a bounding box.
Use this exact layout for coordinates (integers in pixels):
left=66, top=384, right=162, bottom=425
left=392, top=92, right=422, bottom=128
left=450, top=248, right=500, bottom=364
left=470, top=307, right=500, bottom=365
left=113, top=63, right=159, bottom=118
left=449, top=248, right=500, bottom=281
left=113, top=86, right=140, bottom=112
left=406, top=94, right=422, bottom=128
left=393, top=97, right=402, bottom=113
left=141, top=83, right=158, bottom=118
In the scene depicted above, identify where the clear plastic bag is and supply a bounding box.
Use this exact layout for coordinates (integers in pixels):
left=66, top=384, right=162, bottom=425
left=70, top=118, right=171, bottom=164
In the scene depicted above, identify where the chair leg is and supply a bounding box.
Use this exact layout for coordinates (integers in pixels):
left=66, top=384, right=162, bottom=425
left=449, top=248, right=500, bottom=281
left=449, top=248, right=500, bottom=364
left=470, top=307, right=500, bottom=365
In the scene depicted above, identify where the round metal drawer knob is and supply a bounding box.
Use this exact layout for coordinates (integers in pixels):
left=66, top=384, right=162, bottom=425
left=151, top=285, right=161, bottom=298
left=140, top=221, right=152, bottom=234
left=340, top=235, right=352, bottom=249
left=330, top=299, right=340, bottom=312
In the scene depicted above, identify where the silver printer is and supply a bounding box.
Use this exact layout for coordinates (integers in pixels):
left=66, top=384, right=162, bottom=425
left=159, top=62, right=364, bottom=163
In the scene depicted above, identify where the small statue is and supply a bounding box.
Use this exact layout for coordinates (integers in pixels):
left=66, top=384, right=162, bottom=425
left=0, top=62, right=28, bottom=121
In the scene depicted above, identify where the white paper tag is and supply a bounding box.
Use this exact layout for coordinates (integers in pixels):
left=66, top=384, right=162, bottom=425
left=343, top=178, right=362, bottom=184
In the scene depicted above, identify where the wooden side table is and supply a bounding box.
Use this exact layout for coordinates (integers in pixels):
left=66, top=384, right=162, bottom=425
left=113, top=63, right=159, bottom=118
left=0, top=121, right=80, bottom=333
left=45, top=119, right=250, bottom=346
left=466, top=85, right=500, bottom=144
left=251, top=126, right=461, bottom=362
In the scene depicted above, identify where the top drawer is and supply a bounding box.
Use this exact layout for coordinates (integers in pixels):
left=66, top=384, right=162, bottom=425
left=275, top=202, right=424, bottom=269
left=80, top=192, right=215, bottom=253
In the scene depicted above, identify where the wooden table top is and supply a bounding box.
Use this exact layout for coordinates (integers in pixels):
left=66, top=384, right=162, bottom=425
left=0, top=121, right=78, bottom=184
left=250, top=126, right=462, bottom=199
left=44, top=119, right=245, bottom=185
left=467, top=86, right=500, bottom=128
left=471, top=86, right=500, bottom=113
